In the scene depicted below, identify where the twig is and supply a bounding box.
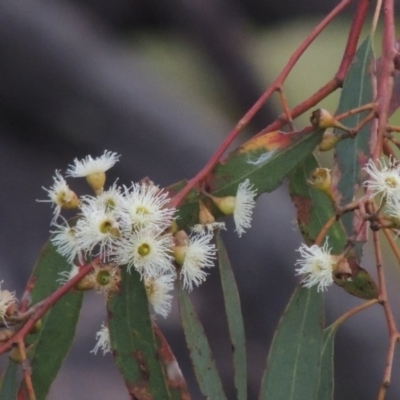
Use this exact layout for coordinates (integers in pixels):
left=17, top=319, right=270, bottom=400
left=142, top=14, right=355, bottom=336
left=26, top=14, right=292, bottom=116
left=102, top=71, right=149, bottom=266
left=171, top=0, right=357, bottom=208
left=331, top=299, right=379, bottom=328
left=18, top=340, right=36, bottom=400
left=372, top=0, right=396, bottom=162
left=335, top=102, right=376, bottom=121
left=373, top=230, right=399, bottom=400
left=382, top=228, right=400, bottom=265
left=0, top=262, right=95, bottom=356
left=315, top=216, right=338, bottom=246
left=258, top=0, right=370, bottom=136
left=276, top=87, right=295, bottom=131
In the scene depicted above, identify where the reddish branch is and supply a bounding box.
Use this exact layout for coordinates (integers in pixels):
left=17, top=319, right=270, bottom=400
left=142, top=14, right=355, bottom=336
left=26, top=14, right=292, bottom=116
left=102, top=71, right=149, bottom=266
left=373, top=230, right=399, bottom=400
left=373, top=0, right=396, bottom=162
left=171, top=0, right=359, bottom=208
left=259, top=0, right=370, bottom=135
left=0, top=263, right=94, bottom=356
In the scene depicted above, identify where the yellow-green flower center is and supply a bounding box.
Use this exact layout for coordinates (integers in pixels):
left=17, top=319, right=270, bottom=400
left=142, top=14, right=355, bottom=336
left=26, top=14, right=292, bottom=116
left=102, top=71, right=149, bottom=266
left=385, top=176, right=398, bottom=189
left=136, top=206, right=150, bottom=215
left=96, top=270, right=112, bottom=286
left=138, top=243, right=151, bottom=257
left=100, top=219, right=114, bottom=234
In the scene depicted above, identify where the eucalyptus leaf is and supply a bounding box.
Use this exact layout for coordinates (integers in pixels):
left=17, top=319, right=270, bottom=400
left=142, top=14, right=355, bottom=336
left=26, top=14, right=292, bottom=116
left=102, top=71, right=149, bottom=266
left=24, top=242, right=83, bottom=400
left=216, top=233, right=247, bottom=400
left=179, top=287, right=227, bottom=400
left=260, top=286, right=324, bottom=400
left=107, top=267, right=171, bottom=399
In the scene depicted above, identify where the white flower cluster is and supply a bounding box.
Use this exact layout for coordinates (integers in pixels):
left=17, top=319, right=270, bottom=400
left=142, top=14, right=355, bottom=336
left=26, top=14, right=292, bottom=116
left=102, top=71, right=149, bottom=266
left=41, top=151, right=258, bottom=328
left=363, top=157, right=400, bottom=222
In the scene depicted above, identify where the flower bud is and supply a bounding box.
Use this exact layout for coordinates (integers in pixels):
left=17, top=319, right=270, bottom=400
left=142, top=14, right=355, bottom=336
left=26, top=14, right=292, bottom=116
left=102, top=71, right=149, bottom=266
left=174, top=230, right=189, bottom=246
left=307, top=168, right=334, bottom=200
left=29, top=319, right=43, bottom=334
left=59, top=189, right=80, bottom=210
left=310, top=109, right=350, bottom=132
left=86, top=172, right=106, bottom=195
left=75, top=275, right=97, bottom=291
left=210, top=195, right=236, bottom=216
left=172, top=245, right=187, bottom=266
left=319, top=131, right=341, bottom=151
left=198, top=200, right=216, bottom=225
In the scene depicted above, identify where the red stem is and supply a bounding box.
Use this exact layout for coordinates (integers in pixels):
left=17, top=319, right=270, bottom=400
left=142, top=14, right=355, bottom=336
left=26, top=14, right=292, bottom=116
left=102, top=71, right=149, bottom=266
left=259, top=0, right=370, bottom=135
left=171, top=0, right=356, bottom=208
left=0, top=263, right=94, bottom=356
left=373, top=0, right=396, bottom=162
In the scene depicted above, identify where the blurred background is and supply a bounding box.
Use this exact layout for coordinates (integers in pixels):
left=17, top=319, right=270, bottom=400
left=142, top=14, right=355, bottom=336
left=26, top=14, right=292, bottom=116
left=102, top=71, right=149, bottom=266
left=1, top=0, right=400, bottom=399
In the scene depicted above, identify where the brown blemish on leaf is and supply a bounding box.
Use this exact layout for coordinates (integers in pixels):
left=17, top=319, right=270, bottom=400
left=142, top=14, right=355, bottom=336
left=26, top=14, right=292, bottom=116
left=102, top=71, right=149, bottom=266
left=126, top=381, right=153, bottom=400
left=153, top=324, right=191, bottom=399
left=291, top=195, right=313, bottom=227
left=135, top=350, right=150, bottom=381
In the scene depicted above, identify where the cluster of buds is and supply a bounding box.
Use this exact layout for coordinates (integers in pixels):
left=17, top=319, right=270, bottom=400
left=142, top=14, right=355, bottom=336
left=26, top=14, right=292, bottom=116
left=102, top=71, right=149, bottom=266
left=310, top=109, right=351, bottom=152
left=39, top=151, right=258, bottom=353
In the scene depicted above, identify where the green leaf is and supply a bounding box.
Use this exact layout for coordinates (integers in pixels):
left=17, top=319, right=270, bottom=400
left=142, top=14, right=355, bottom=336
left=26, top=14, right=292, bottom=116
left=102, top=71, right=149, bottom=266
left=210, top=128, right=324, bottom=197
left=24, top=242, right=84, bottom=400
left=333, top=263, right=379, bottom=300
left=107, top=268, right=172, bottom=399
left=215, top=233, right=247, bottom=400
left=333, top=36, right=375, bottom=259
left=315, top=325, right=337, bottom=400
left=171, top=129, right=324, bottom=230
left=289, top=155, right=347, bottom=253
left=0, top=360, right=19, bottom=400
left=179, top=288, right=227, bottom=400
left=260, top=286, right=324, bottom=400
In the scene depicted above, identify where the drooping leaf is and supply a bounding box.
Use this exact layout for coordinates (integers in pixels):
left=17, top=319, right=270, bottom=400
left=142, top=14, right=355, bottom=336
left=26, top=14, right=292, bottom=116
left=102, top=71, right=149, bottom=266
left=315, top=325, right=337, bottom=400
left=0, top=360, right=19, bottom=400
left=260, top=286, right=324, bottom=400
left=215, top=233, right=247, bottom=400
left=289, top=155, right=347, bottom=253
left=23, top=241, right=84, bottom=400
left=333, top=36, right=375, bottom=259
left=107, top=267, right=172, bottom=399
left=179, top=288, right=227, bottom=400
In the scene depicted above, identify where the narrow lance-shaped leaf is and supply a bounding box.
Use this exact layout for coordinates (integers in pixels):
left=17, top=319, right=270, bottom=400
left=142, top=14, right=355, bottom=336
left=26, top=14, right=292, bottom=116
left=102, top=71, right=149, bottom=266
left=179, top=287, right=227, bottom=400
left=260, top=286, right=324, bottom=400
left=333, top=36, right=375, bottom=260
left=107, top=267, right=172, bottom=399
left=23, top=241, right=84, bottom=400
left=0, top=360, right=19, bottom=400
left=315, top=325, right=337, bottom=400
left=215, top=232, right=247, bottom=400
